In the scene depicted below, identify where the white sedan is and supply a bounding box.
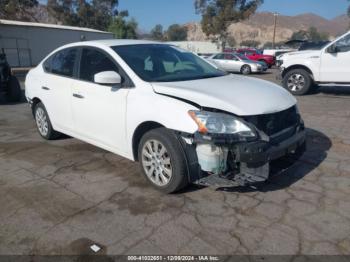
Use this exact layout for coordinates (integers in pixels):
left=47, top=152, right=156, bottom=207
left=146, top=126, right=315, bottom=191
left=207, top=53, right=267, bottom=74
left=25, top=40, right=306, bottom=193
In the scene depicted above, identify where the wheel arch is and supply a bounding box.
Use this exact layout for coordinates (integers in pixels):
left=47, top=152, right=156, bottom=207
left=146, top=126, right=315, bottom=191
left=31, top=97, right=42, bottom=116
left=132, top=121, right=165, bottom=161
left=241, top=64, right=251, bottom=71
left=282, top=65, right=314, bottom=80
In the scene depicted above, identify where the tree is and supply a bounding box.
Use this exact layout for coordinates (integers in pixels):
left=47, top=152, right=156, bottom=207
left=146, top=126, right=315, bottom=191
left=108, top=11, right=138, bottom=39
left=290, top=30, right=309, bottom=41
left=150, top=24, right=164, bottom=40
left=240, top=40, right=261, bottom=48
left=227, top=35, right=236, bottom=47
left=195, top=0, right=263, bottom=50
left=291, top=27, right=329, bottom=41
left=166, top=24, right=187, bottom=41
left=0, top=0, right=38, bottom=21
left=47, top=0, right=118, bottom=31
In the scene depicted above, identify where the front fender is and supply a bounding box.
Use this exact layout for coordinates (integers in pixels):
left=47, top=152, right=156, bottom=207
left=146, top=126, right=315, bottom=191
left=283, top=57, right=320, bottom=81
left=126, top=88, right=199, bottom=158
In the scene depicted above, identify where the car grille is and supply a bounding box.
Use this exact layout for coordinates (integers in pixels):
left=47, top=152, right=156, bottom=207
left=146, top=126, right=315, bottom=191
left=244, top=106, right=300, bottom=136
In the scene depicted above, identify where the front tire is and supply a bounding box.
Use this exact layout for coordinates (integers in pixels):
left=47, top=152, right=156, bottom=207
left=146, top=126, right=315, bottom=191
left=283, top=69, right=313, bottom=96
left=34, top=102, right=61, bottom=140
left=138, top=128, right=189, bottom=194
left=241, top=65, right=252, bottom=75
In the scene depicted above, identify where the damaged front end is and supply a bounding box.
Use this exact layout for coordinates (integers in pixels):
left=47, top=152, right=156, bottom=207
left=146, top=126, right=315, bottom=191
left=179, top=106, right=306, bottom=187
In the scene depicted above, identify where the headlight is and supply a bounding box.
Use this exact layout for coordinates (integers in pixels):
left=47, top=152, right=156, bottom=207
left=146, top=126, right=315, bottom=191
left=188, top=110, right=256, bottom=137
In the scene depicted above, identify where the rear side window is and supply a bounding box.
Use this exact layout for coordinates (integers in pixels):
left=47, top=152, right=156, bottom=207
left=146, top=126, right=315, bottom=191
left=79, top=48, right=119, bottom=82
left=51, top=48, right=77, bottom=77
left=43, top=57, right=52, bottom=72
left=213, top=54, right=224, bottom=60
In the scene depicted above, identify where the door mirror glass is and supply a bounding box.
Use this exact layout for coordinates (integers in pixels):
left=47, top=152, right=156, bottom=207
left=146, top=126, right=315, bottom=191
left=327, top=45, right=339, bottom=54
left=94, top=71, right=122, bottom=85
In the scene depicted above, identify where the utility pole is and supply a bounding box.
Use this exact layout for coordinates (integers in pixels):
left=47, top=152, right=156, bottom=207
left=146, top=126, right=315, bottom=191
left=272, top=12, right=278, bottom=49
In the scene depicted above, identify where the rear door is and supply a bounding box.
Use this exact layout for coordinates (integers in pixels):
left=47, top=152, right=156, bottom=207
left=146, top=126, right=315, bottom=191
left=320, top=33, right=350, bottom=83
left=40, top=48, right=78, bottom=132
left=70, top=47, right=131, bottom=152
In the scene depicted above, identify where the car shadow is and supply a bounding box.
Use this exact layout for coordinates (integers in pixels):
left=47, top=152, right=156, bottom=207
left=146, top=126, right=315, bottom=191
left=315, top=85, right=350, bottom=96
left=197, top=128, right=331, bottom=193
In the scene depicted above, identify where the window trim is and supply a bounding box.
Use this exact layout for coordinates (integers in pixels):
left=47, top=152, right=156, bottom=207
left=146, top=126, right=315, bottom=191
left=42, top=47, right=79, bottom=79
left=42, top=46, right=134, bottom=87
left=76, top=46, right=135, bottom=88
left=333, top=34, right=350, bottom=53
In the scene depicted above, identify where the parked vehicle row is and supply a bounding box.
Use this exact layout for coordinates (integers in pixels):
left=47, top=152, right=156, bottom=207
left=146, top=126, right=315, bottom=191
left=206, top=53, right=267, bottom=75
left=25, top=40, right=306, bottom=193
left=235, top=48, right=276, bottom=68
left=278, top=31, right=350, bottom=95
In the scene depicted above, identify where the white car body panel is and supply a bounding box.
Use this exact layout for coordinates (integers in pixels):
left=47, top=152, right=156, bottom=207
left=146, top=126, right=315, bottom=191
left=25, top=40, right=297, bottom=162
left=320, top=48, right=350, bottom=82
left=280, top=31, right=350, bottom=83
left=279, top=50, right=321, bottom=81
left=152, top=74, right=296, bottom=116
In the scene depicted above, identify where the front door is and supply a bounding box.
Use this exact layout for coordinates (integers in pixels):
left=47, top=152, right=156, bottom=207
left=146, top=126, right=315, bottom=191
left=71, top=47, right=130, bottom=152
left=320, top=33, right=350, bottom=83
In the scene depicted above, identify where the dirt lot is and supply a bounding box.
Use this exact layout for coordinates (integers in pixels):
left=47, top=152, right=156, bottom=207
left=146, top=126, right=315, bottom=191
left=1, top=69, right=350, bottom=255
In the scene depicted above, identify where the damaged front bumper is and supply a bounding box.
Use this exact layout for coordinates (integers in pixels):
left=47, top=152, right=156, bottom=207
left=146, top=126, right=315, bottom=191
left=180, top=123, right=306, bottom=187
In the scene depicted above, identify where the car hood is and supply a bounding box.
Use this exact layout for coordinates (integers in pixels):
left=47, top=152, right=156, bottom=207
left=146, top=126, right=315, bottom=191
left=152, top=74, right=296, bottom=116
left=281, top=50, right=320, bottom=59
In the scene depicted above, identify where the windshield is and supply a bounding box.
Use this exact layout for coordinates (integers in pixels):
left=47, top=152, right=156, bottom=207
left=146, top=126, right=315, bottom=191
left=112, top=44, right=226, bottom=82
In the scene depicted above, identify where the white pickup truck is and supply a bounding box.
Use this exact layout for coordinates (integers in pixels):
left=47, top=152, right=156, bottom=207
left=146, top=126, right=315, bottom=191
left=278, top=31, right=350, bottom=95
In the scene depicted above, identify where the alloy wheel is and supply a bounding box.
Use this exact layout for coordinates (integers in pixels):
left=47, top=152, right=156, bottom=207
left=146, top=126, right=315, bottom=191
left=287, top=73, right=306, bottom=92
left=35, top=107, right=49, bottom=136
left=141, top=139, right=172, bottom=187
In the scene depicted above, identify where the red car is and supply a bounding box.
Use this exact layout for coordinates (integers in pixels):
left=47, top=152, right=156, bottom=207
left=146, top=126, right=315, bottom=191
left=235, top=49, right=275, bottom=68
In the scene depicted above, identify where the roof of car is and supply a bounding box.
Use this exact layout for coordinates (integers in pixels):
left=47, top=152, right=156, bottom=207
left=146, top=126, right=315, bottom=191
left=64, top=39, right=164, bottom=49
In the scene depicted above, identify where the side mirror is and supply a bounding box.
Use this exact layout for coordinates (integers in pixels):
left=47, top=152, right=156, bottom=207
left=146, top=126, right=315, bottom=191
left=94, top=71, right=122, bottom=85
left=327, top=45, right=339, bottom=54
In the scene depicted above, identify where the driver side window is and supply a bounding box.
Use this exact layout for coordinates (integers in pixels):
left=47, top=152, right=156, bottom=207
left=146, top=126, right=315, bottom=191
left=79, top=48, right=119, bottom=82
left=334, top=34, right=350, bottom=53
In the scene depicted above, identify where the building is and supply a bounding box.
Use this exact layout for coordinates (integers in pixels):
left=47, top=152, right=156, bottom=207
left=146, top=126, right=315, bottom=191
left=166, top=41, right=221, bottom=55
left=0, top=19, right=113, bottom=67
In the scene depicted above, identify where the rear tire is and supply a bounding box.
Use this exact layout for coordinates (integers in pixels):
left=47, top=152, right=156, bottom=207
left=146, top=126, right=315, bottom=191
left=283, top=69, right=313, bottom=96
left=34, top=102, right=61, bottom=140
left=138, top=128, right=189, bottom=194
left=6, top=76, right=21, bottom=102
left=241, top=65, right=252, bottom=75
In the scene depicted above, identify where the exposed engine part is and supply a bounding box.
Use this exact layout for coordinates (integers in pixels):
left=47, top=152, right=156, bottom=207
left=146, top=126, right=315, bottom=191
left=196, top=144, right=228, bottom=175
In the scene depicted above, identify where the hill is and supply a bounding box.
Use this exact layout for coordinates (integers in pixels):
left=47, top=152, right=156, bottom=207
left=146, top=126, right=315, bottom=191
left=186, top=12, right=350, bottom=45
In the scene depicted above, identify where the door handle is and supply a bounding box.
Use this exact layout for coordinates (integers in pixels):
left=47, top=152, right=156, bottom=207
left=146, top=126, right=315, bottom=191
left=42, top=86, right=50, bottom=90
left=73, top=93, right=84, bottom=99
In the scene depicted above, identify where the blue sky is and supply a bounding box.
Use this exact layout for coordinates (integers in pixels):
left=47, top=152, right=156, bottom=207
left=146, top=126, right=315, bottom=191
left=38, top=0, right=348, bottom=31
left=118, top=0, right=348, bottom=31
